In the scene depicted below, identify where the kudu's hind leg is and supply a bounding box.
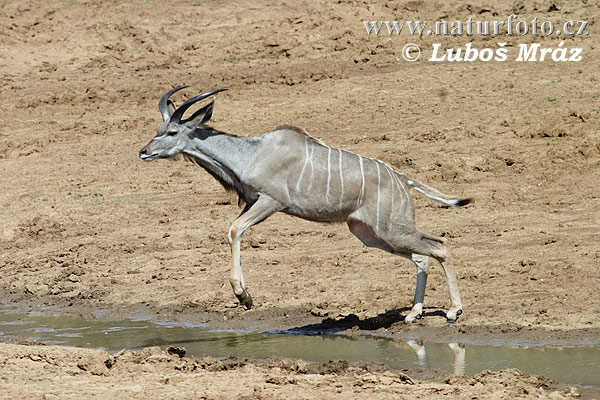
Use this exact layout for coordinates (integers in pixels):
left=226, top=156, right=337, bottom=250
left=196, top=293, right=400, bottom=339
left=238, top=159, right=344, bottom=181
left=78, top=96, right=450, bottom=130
left=347, top=218, right=395, bottom=252
left=348, top=216, right=462, bottom=322
left=393, top=232, right=463, bottom=322
left=347, top=218, right=426, bottom=322
left=228, top=195, right=281, bottom=309
left=438, top=251, right=463, bottom=322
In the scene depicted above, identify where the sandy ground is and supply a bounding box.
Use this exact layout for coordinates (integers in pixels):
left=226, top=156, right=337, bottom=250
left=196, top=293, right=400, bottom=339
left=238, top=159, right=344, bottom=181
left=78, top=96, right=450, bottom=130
left=1, top=0, right=599, bottom=398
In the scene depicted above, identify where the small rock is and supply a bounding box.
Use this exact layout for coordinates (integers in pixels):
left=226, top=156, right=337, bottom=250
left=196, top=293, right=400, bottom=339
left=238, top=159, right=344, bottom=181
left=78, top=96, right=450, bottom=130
left=266, top=375, right=296, bottom=385
left=167, top=346, right=186, bottom=358
left=310, top=308, right=328, bottom=317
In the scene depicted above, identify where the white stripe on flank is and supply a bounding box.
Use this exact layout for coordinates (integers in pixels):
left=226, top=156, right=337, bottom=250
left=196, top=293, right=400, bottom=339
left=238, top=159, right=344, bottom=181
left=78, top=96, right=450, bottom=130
left=358, top=155, right=365, bottom=208
left=307, top=141, right=315, bottom=191
left=384, top=164, right=395, bottom=231
left=338, top=149, right=344, bottom=208
left=326, top=147, right=332, bottom=204
left=376, top=161, right=381, bottom=231
left=296, top=137, right=310, bottom=192
left=398, top=174, right=410, bottom=199
left=392, top=170, right=407, bottom=209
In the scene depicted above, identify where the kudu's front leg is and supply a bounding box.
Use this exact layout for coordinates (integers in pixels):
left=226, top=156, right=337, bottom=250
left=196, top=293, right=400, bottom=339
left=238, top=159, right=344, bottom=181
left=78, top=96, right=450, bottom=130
left=227, top=195, right=281, bottom=309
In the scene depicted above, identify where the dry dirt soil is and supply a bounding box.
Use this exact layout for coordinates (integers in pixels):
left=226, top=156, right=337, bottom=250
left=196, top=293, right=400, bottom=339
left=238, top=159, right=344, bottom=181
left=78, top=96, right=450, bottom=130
left=1, top=0, right=599, bottom=398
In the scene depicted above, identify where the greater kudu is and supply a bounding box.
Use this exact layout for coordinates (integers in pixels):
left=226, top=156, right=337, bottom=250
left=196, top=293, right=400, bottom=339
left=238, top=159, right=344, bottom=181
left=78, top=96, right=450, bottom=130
left=139, top=86, right=472, bottom=322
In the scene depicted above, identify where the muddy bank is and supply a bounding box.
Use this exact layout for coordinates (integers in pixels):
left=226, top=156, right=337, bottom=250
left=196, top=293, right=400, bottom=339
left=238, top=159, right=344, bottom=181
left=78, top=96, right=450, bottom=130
left=0, top=342, right=590, bottom=400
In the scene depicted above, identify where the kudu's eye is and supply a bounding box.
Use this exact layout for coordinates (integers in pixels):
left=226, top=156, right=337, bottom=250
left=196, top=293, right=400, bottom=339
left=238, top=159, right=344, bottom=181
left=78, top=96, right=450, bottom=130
left=167, top=130, right=178, bottom=136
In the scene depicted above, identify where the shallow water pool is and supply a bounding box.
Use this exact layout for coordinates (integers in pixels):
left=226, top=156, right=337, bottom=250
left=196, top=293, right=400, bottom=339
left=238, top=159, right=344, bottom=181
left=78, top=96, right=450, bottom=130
left=0, top=307, right=598, bottom=387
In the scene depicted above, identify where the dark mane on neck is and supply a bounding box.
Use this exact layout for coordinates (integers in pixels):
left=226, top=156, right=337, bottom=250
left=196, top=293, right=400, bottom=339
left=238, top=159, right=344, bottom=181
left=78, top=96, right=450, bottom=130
left=182, top=152, right=247, bottom=207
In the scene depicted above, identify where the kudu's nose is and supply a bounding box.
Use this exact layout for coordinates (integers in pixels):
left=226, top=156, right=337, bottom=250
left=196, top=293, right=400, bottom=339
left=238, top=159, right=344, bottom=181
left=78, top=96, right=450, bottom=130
left=139, top=148, right=147, bottom=158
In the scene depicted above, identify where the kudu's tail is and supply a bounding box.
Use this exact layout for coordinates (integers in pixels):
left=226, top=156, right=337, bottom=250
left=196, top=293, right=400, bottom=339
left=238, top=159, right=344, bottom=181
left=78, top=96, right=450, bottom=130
left=406, top=179, right=473, bottom=207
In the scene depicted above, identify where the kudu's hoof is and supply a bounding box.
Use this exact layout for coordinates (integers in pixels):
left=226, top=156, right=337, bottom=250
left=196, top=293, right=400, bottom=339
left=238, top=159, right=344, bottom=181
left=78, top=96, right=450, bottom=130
left=236, top=289, right=253, bottom=310
left=446, top=309, right=462, bottom=323
left=404, top=313, right=422, bottom=324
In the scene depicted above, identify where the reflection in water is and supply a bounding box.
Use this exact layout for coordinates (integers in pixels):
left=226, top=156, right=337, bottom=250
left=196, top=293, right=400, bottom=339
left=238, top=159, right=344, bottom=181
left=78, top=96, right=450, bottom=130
left=448, top=342, right=466, bottom=375
left=0, top=307, right=598, bottom=387
left=406, top=340, right=465, bottom=375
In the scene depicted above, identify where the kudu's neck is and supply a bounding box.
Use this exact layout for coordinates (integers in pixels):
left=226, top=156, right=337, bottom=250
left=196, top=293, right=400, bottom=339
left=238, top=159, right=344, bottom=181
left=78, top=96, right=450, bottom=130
left=186, top=128, right=257, bottom=168
left=182, top=127, right=258, bottom=202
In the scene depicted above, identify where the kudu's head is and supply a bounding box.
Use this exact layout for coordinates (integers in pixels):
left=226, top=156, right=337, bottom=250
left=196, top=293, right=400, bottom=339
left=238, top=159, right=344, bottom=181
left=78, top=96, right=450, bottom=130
left=139, top=86, right=227, bottom=161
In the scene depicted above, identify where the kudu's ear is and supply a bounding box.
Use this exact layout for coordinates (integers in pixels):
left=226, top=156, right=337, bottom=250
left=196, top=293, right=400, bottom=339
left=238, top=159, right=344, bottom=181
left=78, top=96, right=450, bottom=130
left=186, top=98, right=216, bottom=126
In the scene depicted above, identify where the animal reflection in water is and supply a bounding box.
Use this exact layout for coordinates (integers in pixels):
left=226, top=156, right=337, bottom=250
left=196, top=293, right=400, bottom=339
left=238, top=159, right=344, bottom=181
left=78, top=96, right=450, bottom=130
left=402, top=340, right=466, bottom=375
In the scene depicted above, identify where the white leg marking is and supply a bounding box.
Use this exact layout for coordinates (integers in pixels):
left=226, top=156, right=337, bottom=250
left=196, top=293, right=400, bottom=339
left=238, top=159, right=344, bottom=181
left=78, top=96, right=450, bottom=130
left=295, top=137, right=310, bottom=192
left=338, top=149, right=344, bottom=208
